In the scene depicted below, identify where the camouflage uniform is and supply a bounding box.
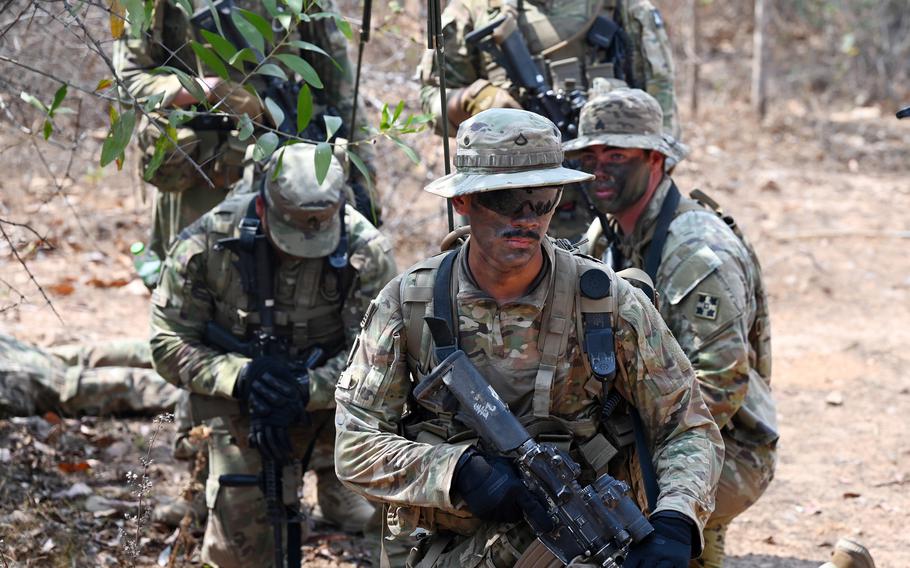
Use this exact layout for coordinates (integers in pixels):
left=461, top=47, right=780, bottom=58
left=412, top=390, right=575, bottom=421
left=0, top=333, right=179, bottom=417
left=334, top=109, right=723, bottom=567
left=418, top=0, right=679, bottom=239
left=568, top=89, right=778, bottom=568
left=150, top=145, right=397, bottom=567
left=113, top=0, right=380, bottom=259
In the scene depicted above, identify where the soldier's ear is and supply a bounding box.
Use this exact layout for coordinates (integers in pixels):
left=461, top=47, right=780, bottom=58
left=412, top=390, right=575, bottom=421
left=452, top=195, right=471, bottom=216
left=647, top=150, right=665, bottom=172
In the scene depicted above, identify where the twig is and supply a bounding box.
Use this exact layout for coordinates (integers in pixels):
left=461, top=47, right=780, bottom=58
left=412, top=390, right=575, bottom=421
left=28, top=138, right=95, bottom=243
left=0, top=54, right=118, bottom=102
left=0, top=220, right=62, bottom=323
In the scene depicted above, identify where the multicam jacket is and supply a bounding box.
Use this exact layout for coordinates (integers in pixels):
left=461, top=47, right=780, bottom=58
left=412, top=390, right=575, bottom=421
left=150, top=193, right=396, bottom=410
left=586, top=177, right=777, bottom=447
left=334, top=238, right=723, bottom=541
left=418, top=0, right=680, bottom=138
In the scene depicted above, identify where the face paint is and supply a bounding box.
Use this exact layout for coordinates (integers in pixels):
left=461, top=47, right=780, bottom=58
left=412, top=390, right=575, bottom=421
left=475, top=187, right=563, bottom=218
left=579, top=150, right=652, bottom=214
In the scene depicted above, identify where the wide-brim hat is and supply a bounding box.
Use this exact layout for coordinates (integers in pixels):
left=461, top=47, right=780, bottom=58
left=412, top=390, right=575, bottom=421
left=424, top=109, right=594, bottom=198
left=562, top=87, right=690, bottom=166
left=264, top=144, right=344, bottom=258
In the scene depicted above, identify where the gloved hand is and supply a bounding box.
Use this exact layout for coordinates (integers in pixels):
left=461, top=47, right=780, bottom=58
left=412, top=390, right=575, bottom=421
left=461, top=78, right=522, bottom=116
left=234, top=356, right=309, bottom=463
left=623, top=512, right=694, bottom=568
left=452, top=450, right=554, bottom=532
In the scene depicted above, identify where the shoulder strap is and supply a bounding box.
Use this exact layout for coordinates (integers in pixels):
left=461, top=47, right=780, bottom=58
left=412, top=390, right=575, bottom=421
left=430, top=250, right=459, bottom=361
left=532, top=248, right=577, bottom=417
left=400, top=252, right=454, bottom=373
left=643, top=181, right=681, bottom=282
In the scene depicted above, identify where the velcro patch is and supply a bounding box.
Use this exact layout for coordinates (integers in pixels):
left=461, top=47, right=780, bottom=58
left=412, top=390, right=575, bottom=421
left=694, top=293, right=719, bottom=320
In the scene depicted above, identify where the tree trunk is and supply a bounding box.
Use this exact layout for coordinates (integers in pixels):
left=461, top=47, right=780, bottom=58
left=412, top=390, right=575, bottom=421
left=752, top=0, right=769, bottom=119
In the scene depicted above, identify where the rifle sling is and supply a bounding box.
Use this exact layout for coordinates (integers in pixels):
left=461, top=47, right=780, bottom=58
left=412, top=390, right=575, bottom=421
left=643, top=181, right=681, bottom=282
left=431, top=250, right=459, bottom=362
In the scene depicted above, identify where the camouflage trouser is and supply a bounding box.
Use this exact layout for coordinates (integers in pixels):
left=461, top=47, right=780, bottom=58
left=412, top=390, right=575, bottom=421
left=201, top=410, right=339, bottom=568
left=0, top=334, right=180, bottom=417
left=690, top=432, right=777, bottom=568
left=408, top=522, right=536, bottom=568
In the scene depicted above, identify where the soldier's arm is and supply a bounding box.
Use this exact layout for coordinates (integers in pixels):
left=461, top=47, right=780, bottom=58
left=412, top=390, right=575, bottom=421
left=307, top=211, right=397, bottom=409
left=658, top=238, right=753, bottom=430
left=612, top=278, right=723, bottom=543
left=149, top=232, right=249, bottom=398
left=417, top=0, right=483, bottom=129
left=334, top=278, right=469, bottom=511
left=623, top=0, right=680, bottom=138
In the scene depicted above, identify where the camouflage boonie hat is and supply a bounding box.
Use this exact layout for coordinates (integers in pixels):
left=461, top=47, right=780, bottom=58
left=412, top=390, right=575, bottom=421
left=424, top=109, right=593, bottom=197
left=263, top=144, right=344, bottom=258
left=562, top=88, right=689, bottom=165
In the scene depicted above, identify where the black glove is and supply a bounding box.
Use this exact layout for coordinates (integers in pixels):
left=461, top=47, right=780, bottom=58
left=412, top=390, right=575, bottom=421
left=234, top=357, right=308, bottom=463
left=623, top=512, right=694, bottom=568
left=452, top=450, right=554, bottom=532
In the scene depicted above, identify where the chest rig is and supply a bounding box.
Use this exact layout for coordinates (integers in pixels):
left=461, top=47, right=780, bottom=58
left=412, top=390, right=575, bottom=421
left=210, top=194, right=353, bottom=356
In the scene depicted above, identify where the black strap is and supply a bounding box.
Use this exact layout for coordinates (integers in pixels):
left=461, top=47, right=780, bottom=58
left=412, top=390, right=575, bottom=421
left=631, top=407, right=660, bottom=512
left=643, top=182, right=681, bottom=282
left=431, top=250, right=459, bottom=362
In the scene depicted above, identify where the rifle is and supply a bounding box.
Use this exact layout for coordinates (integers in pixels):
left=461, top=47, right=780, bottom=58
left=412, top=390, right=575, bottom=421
left=465, top=15, right=585, bottom=140
left=204, top=320, right=325, bottom=568
left=414, top=318, right=653, bottom=567
left=191, top=0, right=299, bottom=137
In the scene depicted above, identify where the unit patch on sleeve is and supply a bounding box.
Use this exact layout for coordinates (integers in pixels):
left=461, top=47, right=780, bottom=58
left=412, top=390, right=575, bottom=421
left=694, top=293, right=719, bottom=320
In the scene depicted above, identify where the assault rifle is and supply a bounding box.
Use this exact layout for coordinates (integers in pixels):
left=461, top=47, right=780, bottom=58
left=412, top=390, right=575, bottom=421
left=414, top=318, right=653, bottom=567
left=204, top=320, right=325, bottom=568
left=465, top=15, right=585, bottom=140
left=191, top=0, right=299, bottom=137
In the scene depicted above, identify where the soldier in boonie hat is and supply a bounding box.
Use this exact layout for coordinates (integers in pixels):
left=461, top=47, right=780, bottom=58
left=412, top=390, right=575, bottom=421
left=260, top=143, right=346, bottom=258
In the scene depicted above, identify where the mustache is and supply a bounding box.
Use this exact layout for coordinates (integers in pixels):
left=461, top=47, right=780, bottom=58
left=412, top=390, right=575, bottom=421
left=499, top=229, right=541, bottom=240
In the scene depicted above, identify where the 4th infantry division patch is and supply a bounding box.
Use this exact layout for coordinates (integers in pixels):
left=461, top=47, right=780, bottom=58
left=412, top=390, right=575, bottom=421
left=695, top=293, right=719, bottom=320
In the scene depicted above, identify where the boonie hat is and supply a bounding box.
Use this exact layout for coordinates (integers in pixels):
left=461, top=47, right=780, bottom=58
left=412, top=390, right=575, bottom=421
left=424, top=108, right=593, bottom=197
left=263, top=144, right=345, bottom=258
left=562, top=87, right=689, bottom=165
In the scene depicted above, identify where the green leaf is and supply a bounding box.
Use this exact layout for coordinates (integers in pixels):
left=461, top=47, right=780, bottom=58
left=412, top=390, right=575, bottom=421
left=253, top=132, right=279, bottom=161
left=174, top=0, right=193, bottom=14
left=200, top=29, right=237, bottom=63
left=314, top=142, right=332, bottom=185
left=275, top=13, right=292, bottom=30
left=157, top=66, right=206, bottom=106
left=168, top=108, right=193, bottom=128
left=122, top=0, right=145, bottom=37
left=49, top=85, right=68, bottom=115
left=264, top=97, right=285, bottom=131
left=287, top=40, right=341, bottom=71
left=238, top=113, right=254, bottom=141
left=296, top=84, right=313, bottom=134
left=202, top=0, right=224, bottom=37
left=143, top=91, right=166, bottom=112
left=283, top=0, right=303, bottom=16
left=390, top=135, right=420, bottom=165
left=228, top=48, right=258, bottom=69
left=274, top=54, right=323, bottom=89
left=345, top=148, right=372, bottom=189
left=324, top=114, right=342, bottom=140
left=334, top=14, right=353, bottom=40
left=262, top=0, right=278, bottom=17
left=20, top=91, right=48, bottom=113
left=270, top=147, right=285, bottom=180
left=94, top=78, right=113, bottom=92
left=100, top=109, right=136, bottom=167
left=190, top=41, right=229, bottom=80
left=237, top=9, right=274, bottom=45
left=257, top=63, right=288, bottom=81
left=42, top=120, right=53, bottom=140
left=231, top=10, right=265, bottom=56
left=143, top=134, right=171, bottom=180
left=392, top=100, right=405, bottom=124
left=380, top=103, right=390, bottom=130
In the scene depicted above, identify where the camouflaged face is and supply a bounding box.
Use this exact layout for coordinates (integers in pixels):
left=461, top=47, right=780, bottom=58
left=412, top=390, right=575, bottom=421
left=334, top=239, right=723, bottom=542
left=417, top=0, right=680, bottom=139
left=424, top=109, right=593, bottom=197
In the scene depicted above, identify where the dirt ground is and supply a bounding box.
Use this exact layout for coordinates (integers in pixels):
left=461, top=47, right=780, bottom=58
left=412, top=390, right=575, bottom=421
left=2, top=3, right=910, bottom=567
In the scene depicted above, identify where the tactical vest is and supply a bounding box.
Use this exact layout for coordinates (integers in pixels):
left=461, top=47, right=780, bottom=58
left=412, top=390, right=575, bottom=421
left=388, top=241, right=652, bottom=536
left=483, top=0, right=633, bottom=94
